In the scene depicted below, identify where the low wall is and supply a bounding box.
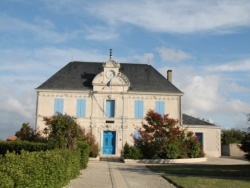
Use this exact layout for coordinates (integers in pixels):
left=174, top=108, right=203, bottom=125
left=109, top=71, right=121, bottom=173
left=221, top=144, right=246, bottom=157
left=122, top=157, right=207, bottom=164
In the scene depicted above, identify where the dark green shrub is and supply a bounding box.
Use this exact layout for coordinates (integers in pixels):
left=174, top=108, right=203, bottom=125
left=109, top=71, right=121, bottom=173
left=160, top=142, right=181, bottom=159
left=77, top=141, right=90, bottom=169
left=0, top=140, right=53, bottom=156
left=121, top=142, right=142, bottom=159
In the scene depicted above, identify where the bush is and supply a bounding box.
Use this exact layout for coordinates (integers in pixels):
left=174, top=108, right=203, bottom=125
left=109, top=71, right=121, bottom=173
left=121, top=142, right=142, bottom=159
left=0, top=147, right=89, bottom=188
left=84, top=129, right=100, bottom=157
left=132, top=110, right=203, bottom=159
left=77, top=141, right=90, bottom=169
left=0, top=171, right=14, bottom=188
left=160, top=142, right=181, bottom=159
left=0, top=140, right=53, bottom=156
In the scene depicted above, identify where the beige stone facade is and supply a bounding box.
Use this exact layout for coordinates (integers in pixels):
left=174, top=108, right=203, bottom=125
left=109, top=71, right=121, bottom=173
left=35, top=58, right=221, bottom=157
left=36, top=90, right=182, bottom=156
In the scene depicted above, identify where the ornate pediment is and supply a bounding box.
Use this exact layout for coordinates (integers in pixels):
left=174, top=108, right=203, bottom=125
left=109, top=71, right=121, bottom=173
left=92, top=58, right=130, bottom=92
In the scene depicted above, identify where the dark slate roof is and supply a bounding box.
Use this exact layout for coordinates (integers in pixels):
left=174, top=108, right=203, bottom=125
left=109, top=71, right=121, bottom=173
left=182, top=114, right=217, bottom=126
left=36, top=61, right=183, bottom=93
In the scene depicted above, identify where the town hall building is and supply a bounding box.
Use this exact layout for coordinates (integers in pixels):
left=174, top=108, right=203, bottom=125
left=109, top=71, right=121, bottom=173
left=35, top=52, right=221, bottom=157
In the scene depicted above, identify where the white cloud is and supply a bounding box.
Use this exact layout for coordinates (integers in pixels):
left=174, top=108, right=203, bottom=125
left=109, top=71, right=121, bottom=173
left=158, top=65, right=250, bottom=128
left=206, top=59, right=250, bottom=72
left=84, top=0, right=250, bottom=34
left=156, top=47, right=192, bottom=63
left=0, top=13, right=79, bottom=43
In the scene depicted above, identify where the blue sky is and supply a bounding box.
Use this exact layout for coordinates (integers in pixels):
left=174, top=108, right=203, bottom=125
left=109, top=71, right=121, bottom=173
left=0, top=0, right=250, bottom=139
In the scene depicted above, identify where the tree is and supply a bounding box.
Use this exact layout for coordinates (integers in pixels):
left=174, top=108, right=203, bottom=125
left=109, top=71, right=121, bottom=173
left=84, top=129, right=100, bottom=157
left=43, top=113, right=84, bottom=149
left=15, top=123, right=46, bottom=142
left=133, top=110, right=203, bottom=159
left=221, top=129, right=244, bottom=144
left=240, top=114, right=250, bottom=160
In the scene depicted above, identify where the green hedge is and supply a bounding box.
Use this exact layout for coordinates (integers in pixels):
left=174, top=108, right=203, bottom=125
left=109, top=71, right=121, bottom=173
left=0, top=141, right=53, bottom=156
left=0, top=146, right=89, bottom=188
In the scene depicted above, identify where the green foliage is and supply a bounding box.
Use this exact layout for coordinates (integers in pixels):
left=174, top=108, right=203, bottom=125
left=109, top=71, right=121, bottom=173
left=221, top=129, right=244, bottom=144
left=121, top=142, right=142, bottom=159
left=84, top=129, right=100, bottom=157
left=77, top=141, right=90, bottom=169
left=0, top=140, right=53, bottom=156
left=0, top=171, right=14, bottom=188
left=0, top=147, right=89, bottom=188
left=131, top=110, right=203, bottom=159
left=15, top=123, right=46, bottom=143
left=43, top=113, right=84, bottom=149
left=240, top=114, right=250, bottom=160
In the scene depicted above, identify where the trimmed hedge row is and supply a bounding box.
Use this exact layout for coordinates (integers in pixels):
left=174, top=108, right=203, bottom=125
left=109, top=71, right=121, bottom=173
left=0, top=141, right=53, bottom=156
left=0, top=143, right=89, bottom=188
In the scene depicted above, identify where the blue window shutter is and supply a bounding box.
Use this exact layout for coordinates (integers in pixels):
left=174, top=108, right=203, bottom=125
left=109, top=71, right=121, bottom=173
left=134, top=100, right=144, bottom=118
left=76, top=99, right=86, bottom=117
left=134, top=101, right=138, bottom=118
left=156, top=101, right=165, bottom=116
left=54, top=98, right=64, bottom=114
left=106, top=100, right=115, bottom=117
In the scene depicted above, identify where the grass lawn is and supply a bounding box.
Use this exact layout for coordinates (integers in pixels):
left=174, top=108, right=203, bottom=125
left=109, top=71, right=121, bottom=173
left=147, top=164, right=250, bottom=188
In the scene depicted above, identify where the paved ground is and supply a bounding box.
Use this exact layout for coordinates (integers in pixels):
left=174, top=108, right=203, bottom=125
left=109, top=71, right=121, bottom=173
left=64, top=157, right=249, bottom=188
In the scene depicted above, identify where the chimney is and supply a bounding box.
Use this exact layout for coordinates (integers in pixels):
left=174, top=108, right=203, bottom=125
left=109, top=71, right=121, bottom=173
left=167, top=70, right=172, bottom=83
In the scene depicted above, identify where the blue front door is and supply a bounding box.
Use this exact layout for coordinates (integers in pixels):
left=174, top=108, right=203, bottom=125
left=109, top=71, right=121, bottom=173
left=103, top=131, right=116, bottom=154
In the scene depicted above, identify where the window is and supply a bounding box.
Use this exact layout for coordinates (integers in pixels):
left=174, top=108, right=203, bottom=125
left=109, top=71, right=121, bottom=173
left=195, top=132, right=203, bottom=150
left=156, top=101, right=165, bottom=116
left=76, top=99, right=86, bottom=117
left=134, top=100, right=144, bottom=118
left=106, top=100, right=115, bottom=117
left=134, top=130, right=141, bottom=139
left=54, top=98, right=64, bottom=114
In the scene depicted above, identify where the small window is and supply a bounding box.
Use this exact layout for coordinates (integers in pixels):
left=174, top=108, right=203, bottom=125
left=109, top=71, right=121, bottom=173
left=76, top=99, right=86, bottom=117
left=54, top=98, right=64, bottom=115
left=106, top=100, right=115, bottom=117
left=134, top=100, right=144, bottom=118
left=134, top=130, right=141, bottom=139
left=156, top=101, right=165, bottom=116
left=195, top=132, right=203, bottom=150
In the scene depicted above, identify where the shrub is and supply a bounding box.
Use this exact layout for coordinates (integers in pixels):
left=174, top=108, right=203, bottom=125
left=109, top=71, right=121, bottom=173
left=0, top=140, right=53, bottom=156
left=133, top=110, right=203, bottom=159
left=0, top=148, right=89, bottom=188
left=121, top=142, right=142, bottom=159
left=77, top=141, right=90, bottom=169
left=160, top=141, right=181, bottom=159
left=43, top=113, right=84, bottom=149
left=84, top=129, right=100, bottom=157
left=0, top=171, right=14, bottom=188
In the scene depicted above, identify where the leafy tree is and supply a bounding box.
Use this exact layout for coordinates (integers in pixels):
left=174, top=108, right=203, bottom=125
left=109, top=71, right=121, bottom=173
left=15, top=123, right=46, bottom=142
left=15, top=123, right=34, bottom=141
left=132, top=110, right=203, bottom=159
left=221, top=129, right=244, bottom=144
left=240, top=114, right=250, bottom=160
left=43, top=113, right=84, bottom=149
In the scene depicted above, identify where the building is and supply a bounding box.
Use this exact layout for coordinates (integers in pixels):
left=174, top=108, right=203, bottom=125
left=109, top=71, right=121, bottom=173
left=35, top=54, right=221, bottom=157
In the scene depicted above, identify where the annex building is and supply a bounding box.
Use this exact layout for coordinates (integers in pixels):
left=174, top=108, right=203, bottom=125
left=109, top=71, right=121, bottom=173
left=35, top=53, right=221, bottom=157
